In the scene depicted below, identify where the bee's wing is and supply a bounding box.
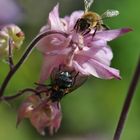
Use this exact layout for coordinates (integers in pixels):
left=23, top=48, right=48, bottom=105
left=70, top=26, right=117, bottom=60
left=101, top=9, right=119, bottom=19
left=69, top=73, right=88, bottom=93
left=84, top=0, right=94, bottom=12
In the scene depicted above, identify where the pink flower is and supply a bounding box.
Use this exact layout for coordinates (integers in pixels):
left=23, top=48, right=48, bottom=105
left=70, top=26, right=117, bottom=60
left=36, top=4, right=132, bottom=83
left=17, top=93, right=62, bottom=135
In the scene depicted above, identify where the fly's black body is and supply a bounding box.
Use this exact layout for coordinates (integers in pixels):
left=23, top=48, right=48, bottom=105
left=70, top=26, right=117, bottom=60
left=50, top=71, right=74, bottom=102
left=36, top=66, right=88, bottom=102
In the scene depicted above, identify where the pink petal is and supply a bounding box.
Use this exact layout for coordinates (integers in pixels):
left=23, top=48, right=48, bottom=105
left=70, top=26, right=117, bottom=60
left=74, top=54, right=121, bottom=79
left=39, top=55, right=65, bottom=83
left=93, top=46, right=113, bottom=66
left=17, top=95, right=40, bottom=126
left=78, top=44, right=113, bottom=66
left=66, top=10, right=84, bottom=32
left=17, top=101, right=33, bottom=126
left=36, top=33, right=68, bottom=53
left=18, top=94, right=62, bottom=135
left=45, top=47, right=71, bottom=56
left=85, top=37, right=106, bottom=48
left=29, top=101, right=62, bottom=135
left=94, top=28, right=132, bottom=41
left=48, top=102, right=62, bottom=135
left=48, top=4, right=66, bottom=32
left=83, top=59, right=121, bottom=79
left=30, top=108, right=50, bottom=136
left=72, top=60, right=89, bottom=75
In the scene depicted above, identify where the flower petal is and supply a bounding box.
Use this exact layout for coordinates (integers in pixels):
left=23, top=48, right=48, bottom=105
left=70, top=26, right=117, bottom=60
left=39, top=55, right=65, bottom=83
left=66, top=10, right=84, bottom=32
left=72, top=60, right=89, bottom=75
left=83, top=59, right=121, bottom=79
left=29, top=101, right=62, bottom=135
left=94, top=28, right=132, bottom=41
left=93, top=46, right=113, bottom=66
left=17, top=95, right=40, bottom=126
left=78, top=43, right=113, bottom=66
left=29, top=103, right=51, bottom=135
left=17, top=94, right=62, bottom=135
left=48, top=102, right=62, bottom=135
left=48, top=4, right=66, bottom=32
left=17, top=101, right=33, bottom=126
left=36, top=33, right=68, bottom=53
left=45, top=47, right=71, bottom=56
left=74, top=54, right=121, bottom=79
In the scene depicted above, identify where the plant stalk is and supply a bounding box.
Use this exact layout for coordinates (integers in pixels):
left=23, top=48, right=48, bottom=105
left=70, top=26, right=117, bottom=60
left=113, top=57, right=140, bottom=140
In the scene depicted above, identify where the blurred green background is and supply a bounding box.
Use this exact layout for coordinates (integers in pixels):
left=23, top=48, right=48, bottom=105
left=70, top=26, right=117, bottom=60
left=0, top=0, right=139, bottom=140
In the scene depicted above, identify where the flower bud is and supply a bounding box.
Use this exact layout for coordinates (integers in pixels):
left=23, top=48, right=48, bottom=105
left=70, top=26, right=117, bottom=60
left=0, top=24, right=24, bottom=58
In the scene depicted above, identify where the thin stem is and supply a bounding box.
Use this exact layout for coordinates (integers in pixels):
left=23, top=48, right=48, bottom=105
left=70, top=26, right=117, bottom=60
left=0, top=86, right=50, bottom=101
left=0, top=31, right=68, bottom=97
left=8, top=38, right=14, bottom=70
left=0, top=88, right=37, bottom=101
left=113, top=57, right=140, bottom=140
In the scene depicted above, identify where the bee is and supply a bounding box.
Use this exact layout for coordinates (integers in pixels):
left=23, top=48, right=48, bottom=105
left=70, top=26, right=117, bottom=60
left=74, top=0, right=119, bottom=36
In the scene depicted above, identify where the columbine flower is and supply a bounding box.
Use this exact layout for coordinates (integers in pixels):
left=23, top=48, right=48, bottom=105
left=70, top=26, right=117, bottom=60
left=17, top=93, right=62, bottom=135
left=0, top=24, right=24, bottom=58
left=36, top=4, right=132, bottom=83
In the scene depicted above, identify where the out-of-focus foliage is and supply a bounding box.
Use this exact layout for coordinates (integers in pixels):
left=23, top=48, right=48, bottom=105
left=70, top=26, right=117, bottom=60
left=0, top=0, right=139, bottom=140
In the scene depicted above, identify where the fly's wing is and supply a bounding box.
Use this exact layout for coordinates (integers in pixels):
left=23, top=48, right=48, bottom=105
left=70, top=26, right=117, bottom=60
left=101, top=9, right=119, bottom=19
left=69, top=73, right=88, bottom=93
left=84, top=0, right=94, bottom=12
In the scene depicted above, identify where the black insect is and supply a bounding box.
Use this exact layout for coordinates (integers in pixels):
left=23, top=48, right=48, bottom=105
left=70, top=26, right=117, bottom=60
left=49, top=67, right=88, bottom=102
left=36, top=66, right=88, bottom=102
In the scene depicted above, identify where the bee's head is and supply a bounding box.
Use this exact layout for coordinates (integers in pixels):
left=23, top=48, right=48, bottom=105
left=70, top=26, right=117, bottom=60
left=74, top=18, right=90, bottom=33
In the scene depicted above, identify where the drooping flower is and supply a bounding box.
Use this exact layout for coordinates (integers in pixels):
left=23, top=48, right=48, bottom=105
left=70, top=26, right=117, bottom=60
left=36, top=4, right=132, bottom=83
left=0, top=24, right=24, bottom=58
left=17, top=93, right=62, bottom=135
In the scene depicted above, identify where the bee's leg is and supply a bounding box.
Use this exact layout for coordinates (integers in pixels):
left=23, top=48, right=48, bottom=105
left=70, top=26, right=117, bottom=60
left=92, top=26, right=98, bottom=38
left=101, top=24, right=110, bottom=30
left=74, top=19, right=80, bottom=31
left=83, top=28, right=91, bottom=36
